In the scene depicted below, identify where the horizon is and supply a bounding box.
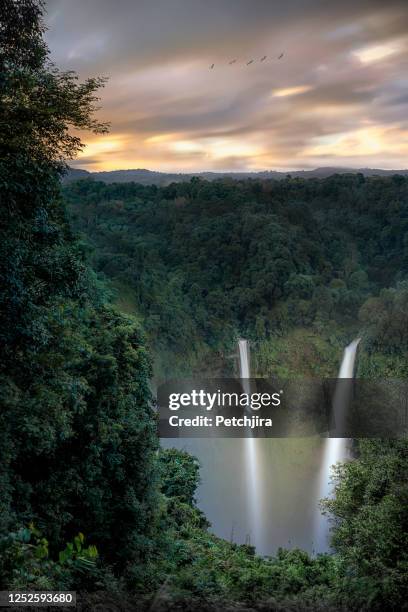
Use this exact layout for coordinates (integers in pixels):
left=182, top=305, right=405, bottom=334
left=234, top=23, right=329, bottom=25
left=45, top=0, right=408, bottom=173
left=70, top=164, right=408, bottom=175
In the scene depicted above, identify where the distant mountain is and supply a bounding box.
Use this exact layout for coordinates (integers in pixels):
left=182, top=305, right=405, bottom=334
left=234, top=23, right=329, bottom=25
left=62, top=168, right=91, bottom=182
left=62, top=166, right=408, bottom=185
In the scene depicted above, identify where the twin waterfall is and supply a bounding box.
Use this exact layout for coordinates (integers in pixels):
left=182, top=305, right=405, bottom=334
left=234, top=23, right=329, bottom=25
left=238, top=337, right=360, bottom=553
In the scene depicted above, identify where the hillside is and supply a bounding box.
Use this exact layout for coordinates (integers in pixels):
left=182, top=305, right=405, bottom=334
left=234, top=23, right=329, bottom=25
left=64, top=173, right=408, bottom=379
left=63, top=166, right=408, bottom=186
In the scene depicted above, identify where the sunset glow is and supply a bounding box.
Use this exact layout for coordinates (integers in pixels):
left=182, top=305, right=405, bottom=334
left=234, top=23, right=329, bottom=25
left=45, top=0, right=408, bottom=172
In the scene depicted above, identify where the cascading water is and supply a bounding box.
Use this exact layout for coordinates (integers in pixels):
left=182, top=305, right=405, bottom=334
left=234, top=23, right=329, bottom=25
left=238, top=339, right=262, bottom=549
left=165, top=338, right=362, bottom=556
left=314, top=338, right=361, bottom=552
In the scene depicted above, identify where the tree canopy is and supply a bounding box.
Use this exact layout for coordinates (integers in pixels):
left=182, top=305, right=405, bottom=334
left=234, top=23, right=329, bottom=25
left=0, top=0, right=157, bottom=582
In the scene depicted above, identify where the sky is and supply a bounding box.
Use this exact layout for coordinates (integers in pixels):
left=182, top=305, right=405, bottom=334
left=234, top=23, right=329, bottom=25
left=45, top=0, right=408, bottom=172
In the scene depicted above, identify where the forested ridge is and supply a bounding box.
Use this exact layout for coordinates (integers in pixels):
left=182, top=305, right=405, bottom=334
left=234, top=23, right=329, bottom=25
left=64, top=174, right=408, bottom=379
left=0, top=1, right=407, bottom=610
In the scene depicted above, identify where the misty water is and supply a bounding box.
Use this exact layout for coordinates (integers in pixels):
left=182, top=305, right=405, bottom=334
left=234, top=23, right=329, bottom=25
left=162, top=338, right=360, bottom=556
left=313, top=338, right=360, bottom=552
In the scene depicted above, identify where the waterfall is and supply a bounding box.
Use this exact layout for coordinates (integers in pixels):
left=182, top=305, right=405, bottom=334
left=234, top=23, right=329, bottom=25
left=238, top=339, right=262, bottom=549
left=314, top=338, right=360, bottom=552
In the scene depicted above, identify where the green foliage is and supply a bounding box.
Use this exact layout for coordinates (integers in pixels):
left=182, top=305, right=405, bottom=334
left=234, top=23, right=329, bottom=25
left=159, top=448, right=201, bottom=506
left=321, top=440, right=408, bottom=610
left=58, top=532, right=98, bottom=570
left=357, top=282, right=408, bottom=377
left=64, top=174, right=408, bottom=378
left=0, top=0, right=108, bottom=168
left=0, top=0, right=158, bottom=587
left=147, top=448, right=338, bottom=608
left=166, top=532, right=337, bottom=606
left=0, top=523, right=100, bottom=591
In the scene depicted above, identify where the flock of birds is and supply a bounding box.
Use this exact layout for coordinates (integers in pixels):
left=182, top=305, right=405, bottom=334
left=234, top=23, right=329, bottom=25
left=209, top=53, right=284, bottom=69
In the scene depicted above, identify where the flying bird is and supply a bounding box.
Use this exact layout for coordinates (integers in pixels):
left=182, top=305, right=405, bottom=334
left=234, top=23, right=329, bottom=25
left=209, top=63, right=215, bottom=69
left=229, top=59, right=237, bottom=64
left=278, top=53, right=284, bottom=59
left=260, top=55, right=267, bottom=62
left=246, top=59, right=254, bottom=65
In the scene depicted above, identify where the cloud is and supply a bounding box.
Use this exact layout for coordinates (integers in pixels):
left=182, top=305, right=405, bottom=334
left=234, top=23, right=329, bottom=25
left=353, top=42, right=404, bottom=64
left=45, top=0, right=408, bottom=171
left=272, top=86, right=313, bottom=98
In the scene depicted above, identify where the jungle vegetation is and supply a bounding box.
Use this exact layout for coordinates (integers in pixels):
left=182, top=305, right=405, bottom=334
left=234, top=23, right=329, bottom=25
left=0, top=1, right=407, bottom=610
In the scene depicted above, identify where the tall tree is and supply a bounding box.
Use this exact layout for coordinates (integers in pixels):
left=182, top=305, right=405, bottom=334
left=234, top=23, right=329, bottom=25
left=0, top=0, right=158, bottom=572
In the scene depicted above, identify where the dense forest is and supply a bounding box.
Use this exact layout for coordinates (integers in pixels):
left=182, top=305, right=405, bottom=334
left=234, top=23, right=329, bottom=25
left=0, top=1, right=407, bottom=610
left=64, top=174, right=408, bottom=379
